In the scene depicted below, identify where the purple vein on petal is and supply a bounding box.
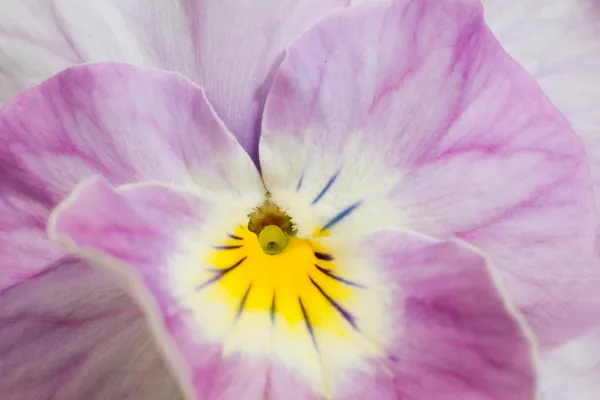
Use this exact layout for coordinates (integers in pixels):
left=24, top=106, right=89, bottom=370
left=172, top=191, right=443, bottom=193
left=314, top=252, right=335, bottom=261
left=311, top=171, right=340, bottom=205
left=314, top=265, right=365, bottom=288
left=213, top=245, right=244, bottom=250
left=309, top=276, right=358, bottom=330
left=270, top=293, right=277, bottom=323
left=197, top=257, right=247, bottom=291
left=321, top=201, right=362, bottom=231
left=235, top=283, right=253, bottom=321
left=298, top=297, right=318, bottom=349
left=296, top=170, right=305, bottom=192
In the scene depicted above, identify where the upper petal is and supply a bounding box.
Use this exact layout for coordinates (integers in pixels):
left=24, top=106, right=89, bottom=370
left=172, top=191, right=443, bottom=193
left=0, top=61, right=262, bottom=288
left=260, top=0, right=600, bottom=346
left=0, top=0, right=349, bottom=160
left=484, top=3, right=600, bottom=397
left=0, top=62, right=262, bottom=398
left=484, top=0, right=600, bottom=242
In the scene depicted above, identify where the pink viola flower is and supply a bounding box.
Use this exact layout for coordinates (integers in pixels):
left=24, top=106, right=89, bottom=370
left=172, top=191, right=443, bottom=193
left=0, top=0, right=599, bottom=399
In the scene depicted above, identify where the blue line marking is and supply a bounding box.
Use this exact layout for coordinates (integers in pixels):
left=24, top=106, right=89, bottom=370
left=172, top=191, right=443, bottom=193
left=315, top=265, right=365, bottom=288
left=321, top=201, right=362, bottom=231
left=196, top=257, right=247, bottom=291
left=309, top=277, right=358, bottom=330
left=311, top=171, right=339, bottom=205
left=213, top=245, right=243, bottom=250
left=314, top=252, right=335, bottom=261
left=296, top=171, right=305, bottom=192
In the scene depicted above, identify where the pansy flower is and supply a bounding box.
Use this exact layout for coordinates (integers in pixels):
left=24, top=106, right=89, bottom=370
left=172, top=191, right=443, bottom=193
left=0, top=0, right=599, bottom=399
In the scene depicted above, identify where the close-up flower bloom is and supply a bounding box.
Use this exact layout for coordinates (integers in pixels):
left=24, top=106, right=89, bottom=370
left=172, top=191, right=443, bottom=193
left=0, top=0, right=599, bottom=399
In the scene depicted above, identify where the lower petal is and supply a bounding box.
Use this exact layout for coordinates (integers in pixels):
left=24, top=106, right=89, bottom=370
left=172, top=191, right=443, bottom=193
left=50, top=177, right=537, bottom=399
left=316, top=232, right=537, bottom=399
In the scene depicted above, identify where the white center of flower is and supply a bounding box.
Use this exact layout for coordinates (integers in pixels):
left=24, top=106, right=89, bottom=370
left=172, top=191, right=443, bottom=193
left=167, top=196, right=394, bottom=397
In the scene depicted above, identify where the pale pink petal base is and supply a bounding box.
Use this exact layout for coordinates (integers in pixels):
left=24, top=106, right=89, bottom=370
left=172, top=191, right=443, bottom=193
left=260, top=0, right=600, bottom=347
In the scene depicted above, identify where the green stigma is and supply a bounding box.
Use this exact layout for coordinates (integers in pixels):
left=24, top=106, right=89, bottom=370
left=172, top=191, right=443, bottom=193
left=258, top=225, right=289, bottom=255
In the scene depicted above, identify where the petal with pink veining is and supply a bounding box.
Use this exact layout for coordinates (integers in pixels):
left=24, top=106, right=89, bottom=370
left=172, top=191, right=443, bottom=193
left=50, top=177, right=537, bottom=399
left=0, top=62, right=262, bottom=288
left=320, top=231, right=537, bottom=399
left=49, top=178, right=280, bottom=398
left=485, top=4, right=600, bottom=396
left=0, top=0, right=349, bottom=159
left=484, top=0, right=600, bottom=245
left=260, top=0, right=600, bottom=347
left=0, top=62, right=262, bottom=397
left=0, top=258, right=182, bottom=400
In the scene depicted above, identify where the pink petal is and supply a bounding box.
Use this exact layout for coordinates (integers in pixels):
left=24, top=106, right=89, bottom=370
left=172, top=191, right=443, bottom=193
left=48, top=178, right=280, bottom=398
left=484, top=3, right=600, bottom=396
left=260, top=0, right=600, bottom=347
left=484, top=1, right=600, bottom=241
left=50, top=178, right=536, bottom=399
left=0, top=0, right=349, bottom=159
left=319, top=232, right=537, bottom=399
left=0, top=62, right=262, bottom=287
left=0, top=63, right=261, bottom=397
left=0, top=258, right=181, bottom=400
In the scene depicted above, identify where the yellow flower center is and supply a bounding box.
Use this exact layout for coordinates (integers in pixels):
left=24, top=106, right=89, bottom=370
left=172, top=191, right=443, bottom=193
left=204, top=225, right=361, bottom=335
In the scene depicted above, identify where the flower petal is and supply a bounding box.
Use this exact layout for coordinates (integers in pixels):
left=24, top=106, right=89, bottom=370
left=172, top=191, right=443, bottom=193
left=48, top=178, right=277, bottom=398
left=317, top=231, right=537, bottom=399
left=0, top=257, right=182, bottom=399
left=0, top=62, right=262, bottom=285
left=0, top=62, right=262, bottom=397
left=484, top=0, right=600, bottom=243
left=260, top=0, right=600, bottom=347
left=484, top=3, right=600, bottom=397
left=49, top=177, right=537, bottom=398
left=0, top=0, right=349, bottom=159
